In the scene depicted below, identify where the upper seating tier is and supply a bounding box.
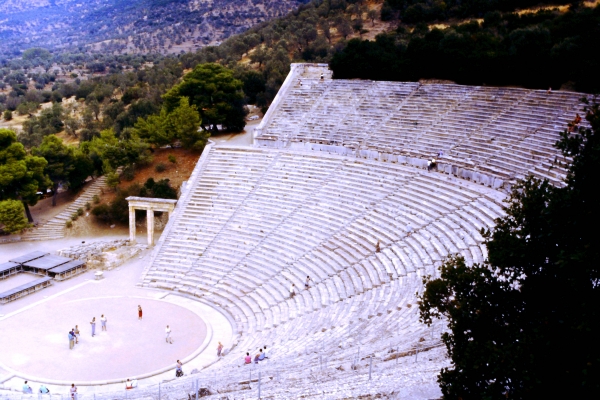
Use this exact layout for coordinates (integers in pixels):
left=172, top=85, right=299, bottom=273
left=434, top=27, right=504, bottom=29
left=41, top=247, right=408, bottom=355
left=254, top=63, right=588, bottom=187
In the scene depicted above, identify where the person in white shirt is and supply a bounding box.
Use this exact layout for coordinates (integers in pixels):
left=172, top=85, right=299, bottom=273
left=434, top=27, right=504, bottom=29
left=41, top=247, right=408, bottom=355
left=101, top=314, right=107, bottom=331
left=165, top=325, right=173, bottom=344
left=289, top=284, right=296, bottom=298
left=263, top=345, right=269, bottom=359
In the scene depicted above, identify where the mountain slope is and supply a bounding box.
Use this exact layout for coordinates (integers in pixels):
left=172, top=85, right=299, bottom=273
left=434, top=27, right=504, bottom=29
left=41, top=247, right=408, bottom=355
left=0, top=0, right=309, bottom=58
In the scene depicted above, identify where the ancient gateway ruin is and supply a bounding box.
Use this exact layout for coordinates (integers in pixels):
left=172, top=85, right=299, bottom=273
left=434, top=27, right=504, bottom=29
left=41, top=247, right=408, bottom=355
left=126, top=197, right=177, bottom=246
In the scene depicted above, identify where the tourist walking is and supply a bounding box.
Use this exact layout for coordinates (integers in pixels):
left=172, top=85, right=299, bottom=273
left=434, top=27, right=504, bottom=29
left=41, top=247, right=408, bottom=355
left=74, top=325, right=80, bottom=344
left=101, top=314, right=107, bottom=331
left=165, top=325, right=173, bottom=344
left=290, top=283, right=296, bottom=298
left=138, top=305, right=143, bottom=320
left=68, top=330, right=75, bottom=350
left=217, top=341, right=223, bottom=357
left=90, top=317, right=96, bottom=337
left=305, top=276, right=312, bottom=290
left=70, top=384, right=77, bottom=400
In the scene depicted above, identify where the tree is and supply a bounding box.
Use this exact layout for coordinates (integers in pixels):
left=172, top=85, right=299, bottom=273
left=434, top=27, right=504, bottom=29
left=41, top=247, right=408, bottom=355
left=165, top=97, right=207, bottom=150
left=81, top=128, right=150, bottom=175
left=162, top=63, right=247, bottom=132
left=32, top=135, right=78, bottom=207
left=336, top=18, right=354, bottom=39
left=367, top=9, right=378, bottom=26
left=134, top=97, right=206, bottom=150
left=352, top=17, right=364, bottom=36
left=0, top=199, right=29, bottom=233
left=133, top=110, right=171, bottom=147
left=0, top=129, right=49, bottom=222
left=419, top=102, right=600, bottom=399
left=63, top=114, right=80, bottom=137
left=3, top=110, right=12, bottom=121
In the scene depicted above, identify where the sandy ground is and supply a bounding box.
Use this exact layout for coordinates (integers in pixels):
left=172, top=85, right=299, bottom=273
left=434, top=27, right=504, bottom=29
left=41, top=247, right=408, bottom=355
left=0, top=239, right=207, bottom=383
left=212, top=119, right=259, bottom=147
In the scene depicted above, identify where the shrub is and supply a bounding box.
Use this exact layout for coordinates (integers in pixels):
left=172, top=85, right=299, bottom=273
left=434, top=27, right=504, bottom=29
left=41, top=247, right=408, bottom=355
left=92, top=194, right=100, bottom=204
left=0, top=199, right=29, bottom=233
left=65, top=220, right=73, bottom=228
left=155, top=163, right=167, bottom=172
left=91, top=203, right=111, bottom=223
left=77, top=208, right=84, bottom=216
left=3, top=110, right=12, bottom=121
left=71, top=213, right=78, bottom=221
left=106, top=171, right=120, bottom=189
left=168, top=154, right=177, bottom=164
left=122, top=165, right=135, bottom=181
left=85, top=202, right=91, bottom=210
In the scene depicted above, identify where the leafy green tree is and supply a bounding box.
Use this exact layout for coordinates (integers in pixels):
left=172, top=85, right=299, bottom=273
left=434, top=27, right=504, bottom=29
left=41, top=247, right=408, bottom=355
left=133, top=109, right=171, bottom=147
left=419, top=103, right=600, bottom=399
left=0, top=129, right=49, bottom=222
left=81, top=128, right=151, bottom=174
left=32, top=135, right=85, bottom=206
left=68, top=151, right=95, bottom=192
left=22, top=48, right=52, bottom=61
left=0, top=199, right=29, bottom=233
left=134, top=97, right=205, bottom=150
left=16, top=102, right=39, bottom=117
left=162, top=63, right=247, bottom=132
left=164, top=97, right=207, bottom=150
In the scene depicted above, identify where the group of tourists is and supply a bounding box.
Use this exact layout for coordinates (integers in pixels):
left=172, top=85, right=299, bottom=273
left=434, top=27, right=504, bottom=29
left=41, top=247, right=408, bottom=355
left=67, top=313, right=107, bottom=348
left=244, top=346, right=270, bottom=365
left=22, top=382, right=76, bottom=398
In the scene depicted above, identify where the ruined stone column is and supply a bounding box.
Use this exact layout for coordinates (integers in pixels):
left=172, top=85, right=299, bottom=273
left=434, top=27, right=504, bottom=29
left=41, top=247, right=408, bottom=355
left=147, top=208, right=154, bottom=246
left=129, top=206, right=136, bottom=243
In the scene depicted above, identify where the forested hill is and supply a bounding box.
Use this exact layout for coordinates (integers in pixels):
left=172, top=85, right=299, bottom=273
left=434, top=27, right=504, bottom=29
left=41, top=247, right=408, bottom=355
left=0, top=0, right=309, bottom=59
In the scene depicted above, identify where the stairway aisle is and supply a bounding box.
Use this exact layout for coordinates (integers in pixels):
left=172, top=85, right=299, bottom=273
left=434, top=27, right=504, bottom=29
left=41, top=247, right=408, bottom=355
left=21, top=176, right=107, bottom=242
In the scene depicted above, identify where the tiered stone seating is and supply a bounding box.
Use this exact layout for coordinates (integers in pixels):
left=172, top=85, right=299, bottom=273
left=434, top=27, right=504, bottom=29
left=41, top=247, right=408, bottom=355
left=142, top=145, right=506, bottom=392
left=132, top=64, right=590, bottom=398
left=255, top=64, right=587, bottom=186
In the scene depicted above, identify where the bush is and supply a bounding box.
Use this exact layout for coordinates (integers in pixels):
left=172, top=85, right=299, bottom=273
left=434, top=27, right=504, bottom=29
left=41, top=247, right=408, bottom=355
left=155, top=163, right=167, bottom=172
left=122, top=165, right=135, bottom=181
left=0, top=199, right=29, bottom=233
left=71, top=213, right=78, bottom=221
left=77, top=208, right=84, bottom=216
left=92, top=194, right=100, bottom=204
left=106, top=171, right=120, bottom=189
left=85, top=202, right=91, bottom=210
left=91, top=203, right=111, bottom=223
left=65, top=220, right=73, bottom=228
left=3, top=110, right=12, bottom=121
left=168, top=154, right=177, bottom=164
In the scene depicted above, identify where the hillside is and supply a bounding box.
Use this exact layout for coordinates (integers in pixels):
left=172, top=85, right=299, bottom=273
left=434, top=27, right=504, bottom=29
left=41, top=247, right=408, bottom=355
left=0, top=0, right=310, bottom=59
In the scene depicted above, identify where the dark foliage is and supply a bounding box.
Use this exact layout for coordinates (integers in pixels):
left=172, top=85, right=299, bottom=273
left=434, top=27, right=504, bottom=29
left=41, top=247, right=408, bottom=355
left=91, top=178, right=177, bottom=224
left=419, top=102, right=600, bottom=398
left=331, top=5, right=600, bottom=93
